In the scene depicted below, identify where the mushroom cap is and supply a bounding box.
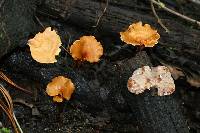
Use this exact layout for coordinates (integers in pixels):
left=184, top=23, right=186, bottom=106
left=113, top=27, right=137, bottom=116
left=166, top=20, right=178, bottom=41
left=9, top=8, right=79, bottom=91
left=70, top=36, right=103, bottom=63
left=28, top=27, right=62, bottom=63
left=46, top=76, right=75, bottom=102
left=127, top=66, right=175, bottom=96
left=120, top=22, right=160, bottom=47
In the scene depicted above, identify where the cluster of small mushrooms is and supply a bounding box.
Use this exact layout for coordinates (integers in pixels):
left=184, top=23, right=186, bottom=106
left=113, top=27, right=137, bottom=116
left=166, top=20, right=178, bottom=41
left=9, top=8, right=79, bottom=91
left=28, top=21, right=175, bottom=102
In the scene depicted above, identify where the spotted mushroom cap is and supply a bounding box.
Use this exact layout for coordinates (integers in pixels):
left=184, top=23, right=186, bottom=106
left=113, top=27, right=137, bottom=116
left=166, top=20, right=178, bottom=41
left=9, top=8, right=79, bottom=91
left=120, top=22, right=160, bottom=47
left=127, top=66, right=175, bottom=96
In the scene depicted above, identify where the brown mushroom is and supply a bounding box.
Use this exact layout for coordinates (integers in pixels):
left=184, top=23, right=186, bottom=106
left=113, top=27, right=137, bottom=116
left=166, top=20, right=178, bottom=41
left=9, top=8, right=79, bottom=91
left=70, top=36, right=103, bottom=63
left=46, top=76, right=75, bottom=102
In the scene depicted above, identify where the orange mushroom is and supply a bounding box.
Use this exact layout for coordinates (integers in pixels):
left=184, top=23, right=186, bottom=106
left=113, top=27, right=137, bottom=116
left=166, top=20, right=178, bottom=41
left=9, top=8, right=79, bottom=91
left=28, top=27, right=62, bottom=63
left=120, top=21, right=160, bottom=47
left=70, top=36, right=103, bottom=63
left=46, top=76, right=75, bottom=102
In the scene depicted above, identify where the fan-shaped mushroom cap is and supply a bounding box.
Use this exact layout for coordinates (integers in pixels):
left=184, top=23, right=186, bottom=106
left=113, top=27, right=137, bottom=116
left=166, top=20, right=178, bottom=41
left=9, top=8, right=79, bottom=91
left=70, top=36, right=103, bottom=63
left=46, top=76, right=75, bottom=102
left=28, top=27, right=62, bottom=63
left=120, top=22, right=160, bottom=47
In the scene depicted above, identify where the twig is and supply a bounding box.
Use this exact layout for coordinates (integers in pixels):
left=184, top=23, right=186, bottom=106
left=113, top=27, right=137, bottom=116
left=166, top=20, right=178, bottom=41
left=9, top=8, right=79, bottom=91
left=61, top=45, right=70, bottom=54
left=188, top=0, right=200, bottom=5
left=151, top=0, right=200, bottom=27
left=92, top=0, right=109, bottom=28
left=13, top=113, right=23, bottom=133
left=34, top=15, right=45, bottom=29
left=150, top=0, right=169, bottom=32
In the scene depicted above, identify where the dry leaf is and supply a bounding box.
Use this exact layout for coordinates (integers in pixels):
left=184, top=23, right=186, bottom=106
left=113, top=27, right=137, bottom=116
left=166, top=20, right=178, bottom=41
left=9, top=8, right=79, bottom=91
left=127, top=66, right=175, bottom=96
left=28, top=27, right=62, bottom=63
left=70, top=36, right=103, bottom=63
left=120, top=22, right=160, bottom=47
left=46, top=76, right=75, bottom=102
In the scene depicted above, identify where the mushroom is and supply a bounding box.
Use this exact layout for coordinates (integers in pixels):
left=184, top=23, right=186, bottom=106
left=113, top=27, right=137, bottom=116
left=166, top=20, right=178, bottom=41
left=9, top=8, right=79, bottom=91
left=127, top=66, right=175, bottom=96
left=46, top=76, right=75, bottom=102
left=70, top=36, right=103, bottom=63
left=120, top=22, right=160, bottom=47
left=28, top=27, right=62, bottom=63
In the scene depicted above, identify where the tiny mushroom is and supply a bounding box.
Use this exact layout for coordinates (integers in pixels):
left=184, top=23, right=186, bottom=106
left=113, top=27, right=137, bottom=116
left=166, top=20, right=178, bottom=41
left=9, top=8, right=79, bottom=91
left=120, top=21, right=160, bottom=47
left=28, top=27, right=62, bottom=63
left=46, top=76, right=75, bottom=102
left=127, top=66, right=175, bottom=96
left=70, top=36, right=103, bottom=63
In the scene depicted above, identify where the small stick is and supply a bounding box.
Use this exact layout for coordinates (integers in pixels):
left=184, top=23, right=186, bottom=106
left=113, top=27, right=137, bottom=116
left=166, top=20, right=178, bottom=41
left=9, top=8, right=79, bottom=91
left=151, top=0, right=200, bottom=26
left=13, top=113, right=23, bottom=133
left=150, top=0, right=169, bottom=32
left=93, top=0, right=109, bottom=28
left=188, top=0, right=200, bottom=5
left=34, top=15, right=45, bottom=29
left=61, top=45, right=70, bottom=54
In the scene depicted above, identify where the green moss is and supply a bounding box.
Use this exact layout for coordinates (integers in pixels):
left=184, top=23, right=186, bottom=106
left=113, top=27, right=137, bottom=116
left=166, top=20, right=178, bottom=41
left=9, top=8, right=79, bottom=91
left=0, top=128, right=11, bottom=133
